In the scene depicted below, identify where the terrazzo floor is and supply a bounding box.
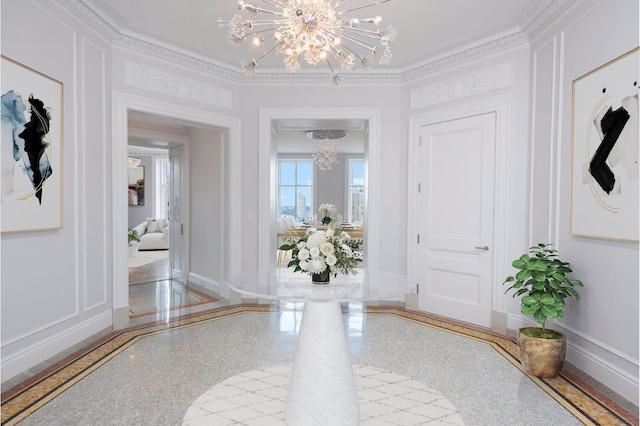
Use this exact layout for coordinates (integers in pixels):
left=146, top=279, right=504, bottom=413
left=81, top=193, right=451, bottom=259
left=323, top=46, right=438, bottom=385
left=1, top=304, right=637, bottom=425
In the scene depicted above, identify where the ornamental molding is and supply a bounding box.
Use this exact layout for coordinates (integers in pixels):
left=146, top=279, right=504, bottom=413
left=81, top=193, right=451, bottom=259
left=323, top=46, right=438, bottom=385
left=61, top=0, right=576, bottom=86
left=411, top=63, right=514, bottom=110
left=124, top=62, right=233, bottom=110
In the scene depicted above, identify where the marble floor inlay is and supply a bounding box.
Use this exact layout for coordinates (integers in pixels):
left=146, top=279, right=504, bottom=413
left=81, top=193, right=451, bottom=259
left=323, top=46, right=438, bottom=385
left=1, top=305, right=637, bottom=426
left=183, top=364, right=465, bottom=425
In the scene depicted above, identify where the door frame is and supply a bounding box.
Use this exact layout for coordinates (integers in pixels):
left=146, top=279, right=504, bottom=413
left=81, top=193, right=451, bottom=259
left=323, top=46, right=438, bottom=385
left=258, top=107, right=382, bottom=271
left=112, top=91, right=242, bottom=329
left=407, top=94, right=511, bottom=318
left=169, top=144, right=187, bottom=282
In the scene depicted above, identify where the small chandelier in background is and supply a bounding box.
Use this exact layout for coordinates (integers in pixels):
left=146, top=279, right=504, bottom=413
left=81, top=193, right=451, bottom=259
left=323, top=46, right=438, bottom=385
left=218, top=0, right=396, bottom=86
left=127, top=156, right=141, bottom=168
left=308, top=130, right=345, bottom=170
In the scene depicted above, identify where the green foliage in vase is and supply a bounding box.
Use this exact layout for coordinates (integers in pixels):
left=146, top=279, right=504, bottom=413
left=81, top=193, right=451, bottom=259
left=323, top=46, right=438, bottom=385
left=503, top=243, right=583, bottom=331
left=128, top=229, right=141, bottom=244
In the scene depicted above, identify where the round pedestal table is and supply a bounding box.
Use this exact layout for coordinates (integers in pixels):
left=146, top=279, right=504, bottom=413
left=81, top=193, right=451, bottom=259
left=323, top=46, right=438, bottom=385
left=226, top=268, right=409, bottom=426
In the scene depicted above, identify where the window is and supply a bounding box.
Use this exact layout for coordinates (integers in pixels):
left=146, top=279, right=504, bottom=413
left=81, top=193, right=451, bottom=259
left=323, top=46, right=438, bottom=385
left=347, top=158, right=364, bottom=224
left=278, top=160, right=313, bottom=221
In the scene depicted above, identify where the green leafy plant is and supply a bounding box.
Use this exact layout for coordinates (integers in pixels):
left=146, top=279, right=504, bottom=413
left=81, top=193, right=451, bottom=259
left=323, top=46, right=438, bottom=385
left=128, top=229, right=141, bottom=244
left=504, top=243, right=583, bottom=332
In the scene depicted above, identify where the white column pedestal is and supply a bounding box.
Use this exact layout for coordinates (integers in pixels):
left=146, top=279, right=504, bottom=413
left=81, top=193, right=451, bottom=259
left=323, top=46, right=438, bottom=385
left=285, top=302, right=359, bottom=426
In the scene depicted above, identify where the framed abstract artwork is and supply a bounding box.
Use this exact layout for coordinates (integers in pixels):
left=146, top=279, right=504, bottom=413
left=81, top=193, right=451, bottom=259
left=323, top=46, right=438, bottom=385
left=1, top=56, right=63, bottom=233
left=569, top=47, right=639, bottom=242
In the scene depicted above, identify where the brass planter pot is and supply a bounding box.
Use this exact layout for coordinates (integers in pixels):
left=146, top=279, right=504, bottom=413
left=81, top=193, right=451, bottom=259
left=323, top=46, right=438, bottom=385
left=517, top=327, right=566, bottom=378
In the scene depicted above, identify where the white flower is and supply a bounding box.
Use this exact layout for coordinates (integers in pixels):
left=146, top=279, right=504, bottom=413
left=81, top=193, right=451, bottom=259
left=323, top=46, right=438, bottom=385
left=308, top=258, right=326, bottom=273
left=320, top=242, right=335, bottom=256
left=326, top=254, right=337, bottom=266
left=299, top=260, right=309, bottom=270
left=306, top=227, right=317, bottom=236
left=319, top=203, right=337, bottom=216
left=297, top=241, right=306, bottom=250
left=298, top=248, right=310, bottom=260
left=326, top=227, right=334, bottom=237
left=340, top=231, right=351, bottom=239
left=307, top=231, right=326, bottom=248
left=341, top=244, right=353, bottom=257
left=309, top=246, right=320, bottom=258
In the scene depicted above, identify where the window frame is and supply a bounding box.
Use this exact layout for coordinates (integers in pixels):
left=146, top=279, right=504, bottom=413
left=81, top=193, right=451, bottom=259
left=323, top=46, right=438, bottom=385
left=277, top=158, right=315, bottom=221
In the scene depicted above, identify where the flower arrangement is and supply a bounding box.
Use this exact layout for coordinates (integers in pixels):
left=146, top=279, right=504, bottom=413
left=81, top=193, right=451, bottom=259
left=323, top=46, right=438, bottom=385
left=318, top=203, right=337, bottom=224
left=279, top=225, right=362, bottom=282
left=128, top=229, right=141, bottom=244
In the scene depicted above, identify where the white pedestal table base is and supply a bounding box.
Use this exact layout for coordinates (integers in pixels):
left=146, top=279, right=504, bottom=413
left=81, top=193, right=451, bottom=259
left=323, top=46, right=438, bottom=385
left=285, top=301, right=359, bottom=426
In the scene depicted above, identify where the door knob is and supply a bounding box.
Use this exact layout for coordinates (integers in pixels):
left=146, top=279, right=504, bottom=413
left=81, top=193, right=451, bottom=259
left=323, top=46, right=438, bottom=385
left=475, top=245, right=489, bottom=251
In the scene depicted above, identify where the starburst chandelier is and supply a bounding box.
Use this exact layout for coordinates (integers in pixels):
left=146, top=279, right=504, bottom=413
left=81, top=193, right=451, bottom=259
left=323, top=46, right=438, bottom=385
left=308, top=130, right=344, bottom=170
left=218, top=0, right=396, bottom=86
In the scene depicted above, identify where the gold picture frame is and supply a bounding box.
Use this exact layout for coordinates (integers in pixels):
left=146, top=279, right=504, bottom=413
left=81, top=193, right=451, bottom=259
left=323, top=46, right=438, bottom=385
left=1, top=56, right=64, bottom=233
left=569, top=47, right=639, bottom=242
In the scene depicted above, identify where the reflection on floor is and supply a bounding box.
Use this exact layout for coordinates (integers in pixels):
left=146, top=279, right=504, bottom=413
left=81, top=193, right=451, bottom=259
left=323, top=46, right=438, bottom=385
left=1, top=305, right=637, bottom=425
left=128, top=280, right=218, bottom=318
left=127, top=250, right=224, bottom=325
left=128, top=251, right=170, bottom=284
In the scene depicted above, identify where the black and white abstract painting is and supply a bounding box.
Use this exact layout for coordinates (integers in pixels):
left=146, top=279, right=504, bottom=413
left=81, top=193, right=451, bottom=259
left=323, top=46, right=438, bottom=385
left=1, top=56, right=63, bottom=233
left=570, top=47, right=639, bottom=242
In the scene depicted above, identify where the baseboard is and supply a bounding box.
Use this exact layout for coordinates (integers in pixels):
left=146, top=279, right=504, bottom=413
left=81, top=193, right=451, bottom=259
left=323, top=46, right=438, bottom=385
left=188, top=272, right=225, bottom=299
left=507, top=313, right=639, bottom=406
left=561, top=325, right=639, bottom=405
left=1, top=310, right=112, bottom=389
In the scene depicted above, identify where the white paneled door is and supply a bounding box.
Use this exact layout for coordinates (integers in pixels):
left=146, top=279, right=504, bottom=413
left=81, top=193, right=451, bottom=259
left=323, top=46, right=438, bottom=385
left=416, top=113, right=496, bottom=327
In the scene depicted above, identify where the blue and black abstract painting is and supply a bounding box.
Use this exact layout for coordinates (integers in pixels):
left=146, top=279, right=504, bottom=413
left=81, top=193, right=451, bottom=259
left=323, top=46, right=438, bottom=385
left=1, top=90, right=53, bottom=205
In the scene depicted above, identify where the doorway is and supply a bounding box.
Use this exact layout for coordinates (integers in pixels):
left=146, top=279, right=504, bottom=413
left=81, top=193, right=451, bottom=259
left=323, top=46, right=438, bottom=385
left=257, top=107, right=383, bottom=272
left=127, top=143, right=171, bottom=286
left=112, top=91, right=242, bottom=329
left=274, top=121, right=366, bottom=266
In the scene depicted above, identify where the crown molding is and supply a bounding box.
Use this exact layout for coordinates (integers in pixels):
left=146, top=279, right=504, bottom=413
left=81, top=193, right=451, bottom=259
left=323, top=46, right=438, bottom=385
left=411, top=62, right=514, bottom=110
left=124, top=62, right=233, bottom=109
left=60, top=0, right=578, bottom=85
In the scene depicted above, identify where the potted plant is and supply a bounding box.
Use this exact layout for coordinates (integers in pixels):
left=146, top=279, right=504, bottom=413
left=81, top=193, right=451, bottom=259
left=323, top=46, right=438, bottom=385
left=128, top=229, right=141, bottom=256
left=503, top=243, right=583, bottom=378
left=318, top=203, right=336, bottom=225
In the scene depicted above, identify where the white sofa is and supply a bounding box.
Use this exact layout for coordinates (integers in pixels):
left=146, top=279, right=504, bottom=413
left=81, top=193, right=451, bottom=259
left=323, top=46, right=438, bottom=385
left=132, top=219, right=170, bottom=250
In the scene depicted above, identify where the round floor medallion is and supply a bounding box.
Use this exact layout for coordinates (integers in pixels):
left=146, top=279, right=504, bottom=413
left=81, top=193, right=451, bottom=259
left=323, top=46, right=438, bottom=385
left=183, top=364, right=464, bottom=425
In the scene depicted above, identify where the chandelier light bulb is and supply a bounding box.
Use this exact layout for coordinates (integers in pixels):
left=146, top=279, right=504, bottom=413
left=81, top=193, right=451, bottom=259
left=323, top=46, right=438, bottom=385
left=220, top=0, right=395, bottom=86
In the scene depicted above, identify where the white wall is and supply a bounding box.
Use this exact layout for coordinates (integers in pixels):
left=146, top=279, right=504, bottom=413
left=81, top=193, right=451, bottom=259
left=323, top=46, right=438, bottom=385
left=529, top=0, right=639, bottom=402
left=1, top=0, right=112, bottom=385
left=316, top=154, right=348, bottom=218
left=189, top=128, right=224, bottom=288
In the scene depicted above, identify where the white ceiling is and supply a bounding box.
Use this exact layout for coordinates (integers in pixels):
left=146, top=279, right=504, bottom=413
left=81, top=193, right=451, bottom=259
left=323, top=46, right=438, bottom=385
left=83, top=0, right=559, bottom=73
